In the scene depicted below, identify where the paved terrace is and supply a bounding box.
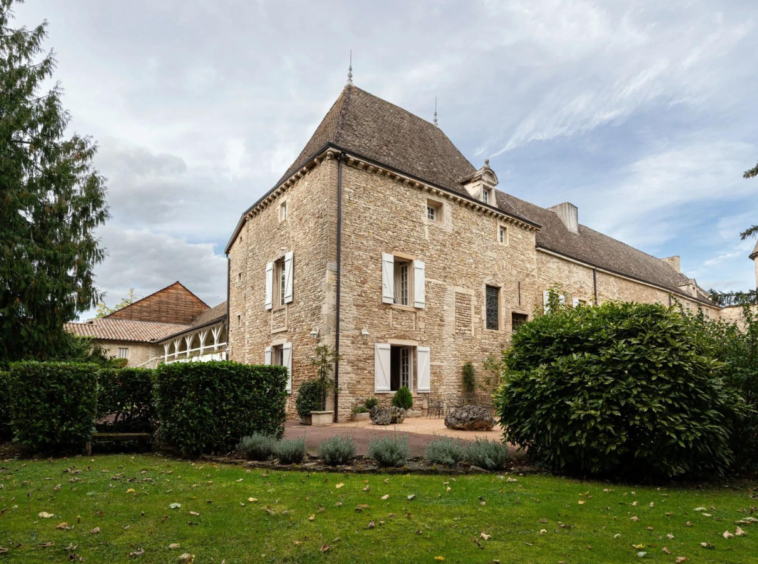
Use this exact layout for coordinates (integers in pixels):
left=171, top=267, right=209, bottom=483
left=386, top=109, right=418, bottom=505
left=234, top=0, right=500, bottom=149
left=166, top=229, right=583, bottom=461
left=283, top=417, right=511, bottom=458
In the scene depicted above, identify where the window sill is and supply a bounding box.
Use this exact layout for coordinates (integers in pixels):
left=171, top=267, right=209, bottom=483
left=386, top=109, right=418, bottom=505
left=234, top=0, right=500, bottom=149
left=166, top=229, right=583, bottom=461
left=390, top=304, right=417, bottom=312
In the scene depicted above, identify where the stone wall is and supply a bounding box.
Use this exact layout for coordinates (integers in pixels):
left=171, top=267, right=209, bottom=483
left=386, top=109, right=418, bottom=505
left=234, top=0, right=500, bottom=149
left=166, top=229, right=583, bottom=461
left=99, top=341, right=161, bottom=368
left=720, top=305, right=758, bottom=331
left=335, top=163, right=539, bottom=421
left=227, top=155, right=338, bottom=417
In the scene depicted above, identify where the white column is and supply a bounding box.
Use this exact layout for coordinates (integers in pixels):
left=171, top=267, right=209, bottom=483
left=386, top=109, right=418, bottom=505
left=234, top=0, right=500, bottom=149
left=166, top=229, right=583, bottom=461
left=163, top=343, right=170, bottom=364
left=184, top=335, right=193, bottom=358
left=199, top=330, right=208, bottom=357
left=174, top=339, right=181, bottom=360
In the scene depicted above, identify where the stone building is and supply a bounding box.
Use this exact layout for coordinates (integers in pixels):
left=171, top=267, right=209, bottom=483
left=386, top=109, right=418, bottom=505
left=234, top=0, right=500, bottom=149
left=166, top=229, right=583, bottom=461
left=226, top=83, right=735, bottom=421
left=66, top=282, right=227, bottom=367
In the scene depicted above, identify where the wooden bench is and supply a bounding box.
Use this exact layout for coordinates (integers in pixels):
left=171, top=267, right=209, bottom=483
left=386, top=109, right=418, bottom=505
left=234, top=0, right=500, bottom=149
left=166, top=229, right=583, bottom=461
left=86, top=433, right=152, bottom=455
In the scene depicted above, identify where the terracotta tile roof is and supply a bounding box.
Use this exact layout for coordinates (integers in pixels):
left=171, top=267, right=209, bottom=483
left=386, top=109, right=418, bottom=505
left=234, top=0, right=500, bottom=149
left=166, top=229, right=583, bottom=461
left=66, top=318, right=190, bottom=343
left=155, top=302, right=228, bottom=343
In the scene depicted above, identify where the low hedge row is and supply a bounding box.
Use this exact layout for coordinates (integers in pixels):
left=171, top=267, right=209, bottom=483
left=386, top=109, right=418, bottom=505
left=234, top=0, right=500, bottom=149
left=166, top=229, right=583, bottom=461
left=156, top=361, right=288, bottom=457
left=0, top=360, right=288, bottom=455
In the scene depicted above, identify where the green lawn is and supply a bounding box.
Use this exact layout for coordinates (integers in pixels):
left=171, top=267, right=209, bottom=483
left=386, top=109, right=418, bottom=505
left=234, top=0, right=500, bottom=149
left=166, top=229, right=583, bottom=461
left=1, top=455, right=757, bottom=563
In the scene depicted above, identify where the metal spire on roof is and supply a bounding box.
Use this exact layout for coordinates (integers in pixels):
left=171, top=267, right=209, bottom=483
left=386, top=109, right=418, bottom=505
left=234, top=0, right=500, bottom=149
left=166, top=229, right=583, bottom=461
left=347, top=50, right=353, bottom=85
left=434, top=97, right=438, bottom=127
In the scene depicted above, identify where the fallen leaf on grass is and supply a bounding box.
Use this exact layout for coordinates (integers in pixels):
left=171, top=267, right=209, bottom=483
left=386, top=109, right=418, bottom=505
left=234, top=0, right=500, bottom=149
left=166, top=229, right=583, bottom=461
left=631, top=516, right=639, bottom=522
left=0, top=548, right=8, bottom=555
left=367, top=521, right=376, bottom=529
left=320, top=545, right=331, bottom=553
left=735, top=527, right=747, bottom=536
left=309, top=514, right=315, bottom=521
left=169, top=503, right=181, bottom=510
left=667, top=534, right=674, bottom=539
left=363, top=485, right=370, bottom=492
left=700, top=542, right=714, bottom=549
left=407, top=495, right=416, bottom=501
left=539, top=529, right=547, bottom=535
left=694, top=507, right=706, bottom=512
left=675, top=558, right=688, bottom=563
left=636, top=552, right=646, bottom=558
left=723, top=531, right=734, bottom=539
left=169, top=544, right=180, bottom=549
left=434, top=557, right=445, bottom=561
left=178, top=554, right=194, bottom=563
left=248, top=497, right=257, bottom=503
left=336, top=483, right=344, bottom=489
left=38, top=512, right=54, bottom=519
left=189, top=511, right=199, bottom=516
left=633, top=544, right=645, bottom=549
left=662, top=547, right=671, bottom=554
left=685, top=521, right=692, bottom=527
left=480, top=532, right=491, bottom=541
left=381, top=494, right=389, bottom=501
left=39, top=541, right=54, bottom=548
left=91, top=528, right=100, bottom=534
left=126, top=489, right=136, bottom=494
left=129, top=548, right=145, bottom=558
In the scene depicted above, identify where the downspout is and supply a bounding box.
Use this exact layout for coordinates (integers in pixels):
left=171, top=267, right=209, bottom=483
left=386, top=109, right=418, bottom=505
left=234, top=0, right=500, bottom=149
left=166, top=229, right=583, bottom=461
left=226, top=254, right=231, bottom=358
left=593, top=268, right=598, bottom=305
left=334, top=152, right=345, bottom=422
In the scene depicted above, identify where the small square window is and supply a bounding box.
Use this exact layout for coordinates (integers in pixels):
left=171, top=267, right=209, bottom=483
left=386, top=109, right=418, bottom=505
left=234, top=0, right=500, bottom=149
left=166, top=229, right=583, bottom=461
left=511, top=312, right=528, bottom=331
left=117, top=347, right=130, bottom=359
left=280, top=202, right=287, bottom=222
left=426, top=200, right=442, bottom=222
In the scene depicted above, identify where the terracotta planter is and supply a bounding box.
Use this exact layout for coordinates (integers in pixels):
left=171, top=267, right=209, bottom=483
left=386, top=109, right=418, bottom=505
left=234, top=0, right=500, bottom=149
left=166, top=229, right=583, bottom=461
left=310, top=411, right=334, bottom=427
left=352, top=412, right=370, bottom=422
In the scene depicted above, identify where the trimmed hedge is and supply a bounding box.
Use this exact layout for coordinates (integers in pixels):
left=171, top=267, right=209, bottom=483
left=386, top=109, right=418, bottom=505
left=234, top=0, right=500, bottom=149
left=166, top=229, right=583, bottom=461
left=156, top=361, right=287, bottom=457
left=7, top=362, right=98, bottom=451
left=0, top=371, right=11, bottom=442
left=496, top=302, right=746, bottom=479
left=97, top=368, right=157, bottom=433
left=296, top=379, right=321, bottom=419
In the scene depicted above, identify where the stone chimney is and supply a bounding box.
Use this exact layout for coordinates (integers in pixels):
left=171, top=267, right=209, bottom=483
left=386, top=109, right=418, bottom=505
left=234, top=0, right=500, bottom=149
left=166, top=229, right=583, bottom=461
left=750, top=240, right=758, bottom=290
left=462, top=160, right=498, bottom=204
left=661, top=256, right=681, bottom=273
left=549, top=202, right=579, bottom=234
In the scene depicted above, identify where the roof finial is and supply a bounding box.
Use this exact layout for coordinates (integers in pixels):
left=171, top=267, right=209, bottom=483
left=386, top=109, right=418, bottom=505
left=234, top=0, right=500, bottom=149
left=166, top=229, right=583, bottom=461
left=347, top=50, right=353, bottom=85
left=485, top=159, right=490, bottom=167
left=434, top=97, right=438, bottom=127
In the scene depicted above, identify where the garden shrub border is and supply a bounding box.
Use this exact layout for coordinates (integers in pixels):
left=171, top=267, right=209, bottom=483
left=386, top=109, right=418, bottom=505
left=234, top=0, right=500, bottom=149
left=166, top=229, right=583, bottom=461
left=96, top=367, right=157, bottom=433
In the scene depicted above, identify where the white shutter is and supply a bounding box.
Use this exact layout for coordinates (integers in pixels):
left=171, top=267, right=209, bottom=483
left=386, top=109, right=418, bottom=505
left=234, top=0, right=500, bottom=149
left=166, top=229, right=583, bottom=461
left=264, top=346, right=272, bottom=365
left=265, top=262, right=274, bottom=310
left=282, top=342, right=293, bottom=393
left=374, top=343, right=391, bottom=392
left=283, top=251, right=294, bottom=304
left=572, top=297, right=580, bottom=308
left=417, top=346, right=430, bottom=393
left=413, top=260, right=425, bottom=309
left=382, top=253, right=394, bottom=304
left=543, top=290, right=550, bottom=312
left=559, top=294, right=566, bottom=305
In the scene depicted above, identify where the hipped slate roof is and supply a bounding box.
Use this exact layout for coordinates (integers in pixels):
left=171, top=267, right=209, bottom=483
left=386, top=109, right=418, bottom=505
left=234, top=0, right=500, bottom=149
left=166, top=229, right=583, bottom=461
left=66, top=318, right=190, bottom=343
left=234, top=84, right=713, bottom=304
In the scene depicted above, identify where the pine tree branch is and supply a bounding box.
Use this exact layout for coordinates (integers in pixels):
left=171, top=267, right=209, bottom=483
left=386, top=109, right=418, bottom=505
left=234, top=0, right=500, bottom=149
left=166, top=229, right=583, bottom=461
left=745, top=162, right=758, bottom=179
left=740, top=225, right=758, bottom=240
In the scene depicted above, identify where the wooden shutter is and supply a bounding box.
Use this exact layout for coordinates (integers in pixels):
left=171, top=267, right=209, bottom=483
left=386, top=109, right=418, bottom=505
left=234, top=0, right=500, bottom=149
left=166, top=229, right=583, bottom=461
left=374, top=343, right=391, bottom=392
left=416, top=346, right=430, bottom=393
left=282, top=342, right=293, bottom=393
left=381, top=253, right=394, bottom=304
left=283, top=251, right=294, bottom=304
left=264, top=346, right=272, bottom=365
left=413, top=260, right=425, bottom=309
left=543, top=290, right=550, bottom=312
left=572, top=297, right=580, bottom=308
left=265, top=262, right=274, bottom=310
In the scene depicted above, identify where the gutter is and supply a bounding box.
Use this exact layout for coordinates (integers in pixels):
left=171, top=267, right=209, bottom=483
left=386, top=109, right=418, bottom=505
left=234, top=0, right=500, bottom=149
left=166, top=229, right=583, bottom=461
left=536, top=246, right=716, bottom=308
left=333, top=152, right=344, bottom=422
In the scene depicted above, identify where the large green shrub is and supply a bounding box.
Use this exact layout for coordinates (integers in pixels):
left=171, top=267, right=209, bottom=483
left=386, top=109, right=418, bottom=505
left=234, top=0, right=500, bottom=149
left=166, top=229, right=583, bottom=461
left=296, top=380, right=322, bottom=418
left=156, top=361, right=287, bottom=457
left=392, top=386, right=413, bottom=410
left=0, top=371, right=11, bottom=442
left=495, top=302, right=746, bottom=479
left=7, top=362, right=98, bottom=451
left=96, top=368, right=157, bottom=433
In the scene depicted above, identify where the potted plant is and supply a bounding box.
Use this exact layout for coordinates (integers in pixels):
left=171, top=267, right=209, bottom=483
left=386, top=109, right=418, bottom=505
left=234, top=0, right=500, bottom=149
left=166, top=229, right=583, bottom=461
left=352, top=404, right=370, bottom=422
left=295, top=380, right=321, bottom=425
left=304, top=344, right=341, bottom=426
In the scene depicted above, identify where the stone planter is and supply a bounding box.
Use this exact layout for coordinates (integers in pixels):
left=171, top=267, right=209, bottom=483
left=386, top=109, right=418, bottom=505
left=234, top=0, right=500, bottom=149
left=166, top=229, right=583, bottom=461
left=352, top=412, right=370, bottom=422
left=310, top=411, right=334, bottom=427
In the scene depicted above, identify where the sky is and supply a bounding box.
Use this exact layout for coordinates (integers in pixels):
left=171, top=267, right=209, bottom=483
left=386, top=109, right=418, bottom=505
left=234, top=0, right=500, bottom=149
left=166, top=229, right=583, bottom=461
left=11, top=0, right=758, bottom=319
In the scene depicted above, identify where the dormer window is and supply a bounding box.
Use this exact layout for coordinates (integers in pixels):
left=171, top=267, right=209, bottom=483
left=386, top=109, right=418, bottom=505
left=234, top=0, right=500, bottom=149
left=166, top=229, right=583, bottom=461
left=482, top=188, right=491, bottom=205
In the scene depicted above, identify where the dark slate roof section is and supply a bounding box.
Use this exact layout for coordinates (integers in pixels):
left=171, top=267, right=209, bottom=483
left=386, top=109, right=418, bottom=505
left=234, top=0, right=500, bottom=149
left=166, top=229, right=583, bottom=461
left=499, top=192, right=712, bottom=303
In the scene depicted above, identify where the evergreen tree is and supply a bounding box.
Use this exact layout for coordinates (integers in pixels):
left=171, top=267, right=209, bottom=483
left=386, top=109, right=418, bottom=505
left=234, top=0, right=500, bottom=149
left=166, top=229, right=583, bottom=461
left=0, top=0, right=109, bottom=362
